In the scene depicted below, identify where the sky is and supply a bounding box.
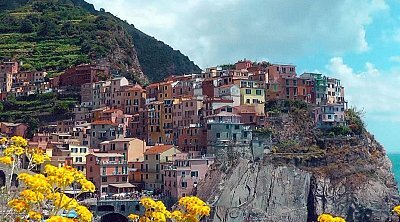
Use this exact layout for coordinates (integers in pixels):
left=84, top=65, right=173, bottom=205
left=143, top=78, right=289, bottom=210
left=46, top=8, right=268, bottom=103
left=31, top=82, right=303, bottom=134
left=86, top=0, right=400, bottom=153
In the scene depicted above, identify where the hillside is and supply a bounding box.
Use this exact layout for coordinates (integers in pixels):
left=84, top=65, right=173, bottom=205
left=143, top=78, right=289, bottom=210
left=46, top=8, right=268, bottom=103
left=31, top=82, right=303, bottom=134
left=0, top=0, right=200, bottom=83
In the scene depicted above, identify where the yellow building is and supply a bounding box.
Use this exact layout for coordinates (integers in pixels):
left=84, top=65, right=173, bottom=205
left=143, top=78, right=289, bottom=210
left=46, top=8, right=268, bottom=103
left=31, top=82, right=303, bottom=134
left=239, top=81, right=265, bottom=105
left=142, top=145, right=181, bottom=191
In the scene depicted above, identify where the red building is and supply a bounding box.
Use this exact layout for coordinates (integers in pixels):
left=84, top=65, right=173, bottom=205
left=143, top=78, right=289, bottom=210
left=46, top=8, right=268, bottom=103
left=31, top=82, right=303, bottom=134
left=59, top=64, right=109, bottom=87
left=86, top=153, right=130, bottom=194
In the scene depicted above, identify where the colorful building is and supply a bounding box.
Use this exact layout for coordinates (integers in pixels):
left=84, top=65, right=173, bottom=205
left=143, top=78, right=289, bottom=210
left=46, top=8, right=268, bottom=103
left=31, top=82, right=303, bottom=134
left=163, top=154, right=214, bottom=199
left=142, top=145, right=181, bottom=192
left=86, top=153, right=129, bottom=194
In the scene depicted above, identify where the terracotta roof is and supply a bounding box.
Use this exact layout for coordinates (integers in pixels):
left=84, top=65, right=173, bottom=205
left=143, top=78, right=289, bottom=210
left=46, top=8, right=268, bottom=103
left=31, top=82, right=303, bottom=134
left=91, top=120, right=117, bottom=125
left=146, top=83, right=160, bottom=88
left=144, top=145, right=174, bottom=155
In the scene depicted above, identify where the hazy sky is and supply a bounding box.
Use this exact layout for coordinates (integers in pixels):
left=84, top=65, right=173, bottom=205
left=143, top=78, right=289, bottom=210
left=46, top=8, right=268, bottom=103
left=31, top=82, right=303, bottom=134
left=86, top=0, right=400, bottom=153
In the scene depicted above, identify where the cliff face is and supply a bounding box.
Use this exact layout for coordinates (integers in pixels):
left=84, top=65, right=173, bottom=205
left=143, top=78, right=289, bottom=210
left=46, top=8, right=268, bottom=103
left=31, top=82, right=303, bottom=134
left=197, top=105, right=400, bottom=222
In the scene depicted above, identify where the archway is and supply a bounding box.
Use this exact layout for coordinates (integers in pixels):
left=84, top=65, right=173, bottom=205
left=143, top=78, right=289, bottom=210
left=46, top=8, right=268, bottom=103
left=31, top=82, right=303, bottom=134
left=0, top=171, right=5, bottom=187
left=100, top=213, right=128, bottom=222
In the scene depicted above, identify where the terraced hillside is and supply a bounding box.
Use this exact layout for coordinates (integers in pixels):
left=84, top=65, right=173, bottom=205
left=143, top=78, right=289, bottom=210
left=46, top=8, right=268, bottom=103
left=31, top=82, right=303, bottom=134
left=0, top=0, right=200, bottom=82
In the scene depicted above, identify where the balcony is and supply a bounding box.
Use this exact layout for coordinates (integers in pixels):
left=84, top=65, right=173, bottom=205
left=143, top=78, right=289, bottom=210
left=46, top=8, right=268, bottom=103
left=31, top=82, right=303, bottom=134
left=112, top=171, right=128, bottom=175
left=98, top=160, right=128, bottom=165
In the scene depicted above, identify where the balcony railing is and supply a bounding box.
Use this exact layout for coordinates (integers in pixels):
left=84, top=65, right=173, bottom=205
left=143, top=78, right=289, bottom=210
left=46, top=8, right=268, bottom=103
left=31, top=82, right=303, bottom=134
left=98, top=160, right=128, bottom=165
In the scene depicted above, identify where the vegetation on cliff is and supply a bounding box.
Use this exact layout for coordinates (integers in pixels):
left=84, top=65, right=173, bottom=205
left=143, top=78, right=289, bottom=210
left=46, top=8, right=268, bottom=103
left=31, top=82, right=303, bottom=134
left=0, top=0, right=200, bottom=83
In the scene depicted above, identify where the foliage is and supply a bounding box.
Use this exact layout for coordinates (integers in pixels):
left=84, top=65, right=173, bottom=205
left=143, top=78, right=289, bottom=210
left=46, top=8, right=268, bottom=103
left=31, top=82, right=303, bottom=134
left=327, top=125, right=351, bottom=136
left=128, top=196, right=211, bottom=222
left=0, top=93, right=77, bottom=133
left=0, top=0, right=200, bottom=82
left=318, top=213, right=346, bottom=222
left=0, top=136, right=95, bottom=221
left=254, top=127, right=273, bottom=136
left=123, top=23, right=201, bottom=82
left=345, top=108, right=365, bottom=135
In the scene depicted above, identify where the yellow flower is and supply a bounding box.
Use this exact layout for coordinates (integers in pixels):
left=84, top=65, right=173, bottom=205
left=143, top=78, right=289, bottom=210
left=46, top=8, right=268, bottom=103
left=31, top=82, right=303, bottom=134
left=8, top=199, right=29, bottom=213
left=0, top=137, right=7, bottom=144
left=128, top=214, right=140, bottom=221
left=28, top=211, right=42, bottom=221
left=0, top=156, right=13, bottom=165
left=393, top=205, right=400, bottom=215
left=20, top=189, right=44, bottom=203
left=46, top=216, right=75, bottom=222
left=318, top=213, right=346, bottom=222
left=11, top=136, right=28, bottom=147
left=75, top=205, right=93, bottom=222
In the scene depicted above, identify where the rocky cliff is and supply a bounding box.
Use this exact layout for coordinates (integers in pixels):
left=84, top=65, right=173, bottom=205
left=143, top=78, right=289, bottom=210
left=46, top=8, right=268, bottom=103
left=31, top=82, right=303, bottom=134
left=197, top=102, right=400, bottom=222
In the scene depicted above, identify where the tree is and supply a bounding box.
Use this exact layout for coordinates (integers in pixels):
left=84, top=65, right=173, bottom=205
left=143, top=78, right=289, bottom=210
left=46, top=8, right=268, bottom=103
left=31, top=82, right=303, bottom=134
left=20, top=19, right=33, bottom=33
left=52, top=101, right=69, bottom=115
left=37, top=19, right=58, bottom=37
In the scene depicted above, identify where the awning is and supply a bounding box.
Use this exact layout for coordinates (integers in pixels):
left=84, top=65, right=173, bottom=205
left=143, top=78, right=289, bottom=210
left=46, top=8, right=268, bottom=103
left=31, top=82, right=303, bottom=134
left=108, top=183, right=136, bottom=188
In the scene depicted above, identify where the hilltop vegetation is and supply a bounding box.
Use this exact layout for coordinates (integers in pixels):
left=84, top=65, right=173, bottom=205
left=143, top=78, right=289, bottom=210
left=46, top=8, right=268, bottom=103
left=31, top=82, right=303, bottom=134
left=0, top=0, right=200, bottom=82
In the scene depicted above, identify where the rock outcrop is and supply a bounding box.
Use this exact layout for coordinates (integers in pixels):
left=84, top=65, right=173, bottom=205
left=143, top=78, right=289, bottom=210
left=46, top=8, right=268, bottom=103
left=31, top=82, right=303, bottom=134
left=197, top=104, right=400, bottom=222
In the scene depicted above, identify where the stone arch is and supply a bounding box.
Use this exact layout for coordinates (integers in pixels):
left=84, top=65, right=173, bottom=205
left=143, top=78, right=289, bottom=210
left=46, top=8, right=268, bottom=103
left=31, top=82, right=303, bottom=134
left=0, top=170, right=5, bottom=187
left=100, top=213, right=128, bottom=222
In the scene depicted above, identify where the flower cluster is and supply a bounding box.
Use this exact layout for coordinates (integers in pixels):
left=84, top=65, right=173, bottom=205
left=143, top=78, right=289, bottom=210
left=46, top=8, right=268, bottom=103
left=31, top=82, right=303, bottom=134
left=318, top=213, right=346, bottom=222
left=128, top=196, right=210, bottom=222
left=7, top=164, right=95, bottom=221
left=0, top=136, right=50, bottom=167
left=393, top=205, right=400, bottom=216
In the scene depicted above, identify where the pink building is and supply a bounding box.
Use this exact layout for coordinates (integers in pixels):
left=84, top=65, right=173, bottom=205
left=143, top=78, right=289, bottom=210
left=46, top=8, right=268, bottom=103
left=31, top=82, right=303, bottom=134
left=86, top=153, right=130, bottom=194
left=163, top=154, right=214, bottom=199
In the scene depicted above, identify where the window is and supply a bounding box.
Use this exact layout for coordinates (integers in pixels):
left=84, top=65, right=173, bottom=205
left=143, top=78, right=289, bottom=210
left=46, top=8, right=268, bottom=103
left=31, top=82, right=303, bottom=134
left=156, top=155, right=159, bottom=160
left=191, top=171, right=198, bottom=177
left=245, top=89, right=251, bottom=94
left=216, top=133, right=220, bottom=138
left=145, top=155, right=148, bottom=160
left=101, top=177, right=107, bottom=182
left=89, top=166, right=92, bottom=172
left=181, top=182, right=187, bottom=188
left=226, top=125, right=229, bottom=130
left=80, top=148, right=86, bottom=153
left=246, top=99, right=250, bottom=104
left=145, top=174, right=149, bottom=179
left=124, top=143, right=127, bottom=150
left=256, top=89, right=262, bottom=95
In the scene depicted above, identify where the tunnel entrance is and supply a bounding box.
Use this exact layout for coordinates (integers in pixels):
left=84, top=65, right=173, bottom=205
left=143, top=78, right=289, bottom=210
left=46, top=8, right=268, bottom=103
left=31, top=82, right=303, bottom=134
left=100, top=213, right=128, bottom=222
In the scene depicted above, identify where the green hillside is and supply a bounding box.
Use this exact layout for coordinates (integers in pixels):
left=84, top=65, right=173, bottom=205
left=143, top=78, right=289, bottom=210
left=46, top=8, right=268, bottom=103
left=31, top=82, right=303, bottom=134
left=0, top=0, right=200, bottom=82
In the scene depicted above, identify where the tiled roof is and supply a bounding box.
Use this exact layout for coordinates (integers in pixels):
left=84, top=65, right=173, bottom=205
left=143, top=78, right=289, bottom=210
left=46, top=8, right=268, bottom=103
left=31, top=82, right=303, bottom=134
left=144, top=145, right=174, bottom=155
